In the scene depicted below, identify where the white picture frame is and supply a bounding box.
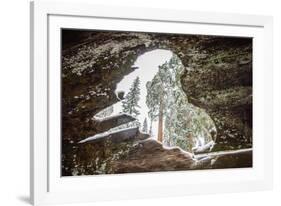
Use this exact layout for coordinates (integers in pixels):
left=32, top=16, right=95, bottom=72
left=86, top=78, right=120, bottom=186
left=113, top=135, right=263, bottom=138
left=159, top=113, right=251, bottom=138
left=30, top=0, right=273, bottom=205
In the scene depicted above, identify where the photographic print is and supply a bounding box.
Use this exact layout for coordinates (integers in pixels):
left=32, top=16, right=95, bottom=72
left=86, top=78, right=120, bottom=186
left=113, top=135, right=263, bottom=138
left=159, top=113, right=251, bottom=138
left=61, top=29, right=252, bottom=176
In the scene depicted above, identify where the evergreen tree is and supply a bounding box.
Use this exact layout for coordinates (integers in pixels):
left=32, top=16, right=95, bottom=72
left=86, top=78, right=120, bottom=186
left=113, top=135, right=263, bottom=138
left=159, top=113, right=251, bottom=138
left=146, top=61, right=172, bottom=142
left=142, top=118, right=148, bottom=133
left=121, top=76, right=141, bottom=127
left=146, top=54, right=216, bottom=150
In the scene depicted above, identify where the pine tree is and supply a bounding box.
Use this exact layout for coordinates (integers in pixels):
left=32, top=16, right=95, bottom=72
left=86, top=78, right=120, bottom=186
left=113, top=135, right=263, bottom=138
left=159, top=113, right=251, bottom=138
left=142, top=118, right=148, bottom=133
left=121, top=76, right=141, bottom=127
left=146, top=61, right=172, bottom=142
left=158, top=55, right=216, bottom=152
left=146, top=54, right=203, bottom=146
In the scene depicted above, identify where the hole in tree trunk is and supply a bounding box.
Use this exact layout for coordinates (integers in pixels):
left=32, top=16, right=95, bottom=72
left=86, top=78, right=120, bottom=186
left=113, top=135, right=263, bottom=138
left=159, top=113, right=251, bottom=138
left=95, top=49, right=217, bottom=153
left=61, top=29, right=253, bottom=176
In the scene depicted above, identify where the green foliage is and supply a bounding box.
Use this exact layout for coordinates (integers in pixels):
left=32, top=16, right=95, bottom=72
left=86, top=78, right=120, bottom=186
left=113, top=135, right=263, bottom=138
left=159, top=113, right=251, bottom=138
left=146, top=54, right=216, bottom=152
left=122, top=76, right=141, bottom=116
left=146, top=56, right=178, bottom=120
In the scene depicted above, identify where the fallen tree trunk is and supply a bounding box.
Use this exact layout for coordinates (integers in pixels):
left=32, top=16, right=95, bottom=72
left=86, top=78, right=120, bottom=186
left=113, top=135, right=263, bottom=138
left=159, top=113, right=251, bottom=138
left=92, top=113, right=136, bottom=133
left=79, top=127, right=149, bottom=144
left=112, top=138, right=195, bottom=173
left=194, top=148, right=252, bottom=169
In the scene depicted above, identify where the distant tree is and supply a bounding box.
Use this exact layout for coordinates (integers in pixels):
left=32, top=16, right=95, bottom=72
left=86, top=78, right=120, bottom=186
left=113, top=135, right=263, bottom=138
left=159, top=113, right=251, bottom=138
left=159, top=55, right=216, bottom=152
left=142, top=118, right=148, bottom=133
left=146, top=60, right=173, bottom=142
left=121, top=76, right=141, bottom=127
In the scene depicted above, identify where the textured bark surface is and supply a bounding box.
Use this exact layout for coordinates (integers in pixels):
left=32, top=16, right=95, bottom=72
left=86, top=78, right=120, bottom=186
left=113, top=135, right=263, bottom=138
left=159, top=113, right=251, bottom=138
left=61, top=30, right=252, bottom=176
left=194, top=148, right=253, bottom=169
left=92, top=114, right=136, bottom=134
left=112, top=139, right=195, bottom=173
left=157, top=96, right=164, bottom=142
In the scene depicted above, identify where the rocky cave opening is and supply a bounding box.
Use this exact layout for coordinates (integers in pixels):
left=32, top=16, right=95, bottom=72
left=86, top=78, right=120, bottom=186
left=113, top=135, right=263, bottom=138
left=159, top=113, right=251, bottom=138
left=92, top=49, right=217, bottom=154
left=62, top=30, right=253, bottom=176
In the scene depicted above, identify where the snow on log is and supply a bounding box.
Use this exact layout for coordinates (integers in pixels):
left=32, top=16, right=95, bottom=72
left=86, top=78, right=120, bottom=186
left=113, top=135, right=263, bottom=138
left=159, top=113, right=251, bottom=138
left=192, top=140, right=215, bottom=154
left=79, top=127, right=149, bottom=144
left=194, top=148, right=252, bottom=169
left=93, top=113, right=136, bottom=133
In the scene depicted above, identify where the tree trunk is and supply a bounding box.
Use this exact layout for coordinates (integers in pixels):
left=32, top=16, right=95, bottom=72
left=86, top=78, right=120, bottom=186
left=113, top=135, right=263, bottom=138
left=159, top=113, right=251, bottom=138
left=157, top=96, right=164, bottom=142
left=149, top=120, right=153, bottom=136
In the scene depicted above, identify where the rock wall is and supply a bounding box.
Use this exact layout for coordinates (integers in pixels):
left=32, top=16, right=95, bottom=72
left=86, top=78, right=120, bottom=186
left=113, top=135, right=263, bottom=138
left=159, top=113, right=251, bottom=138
left=61, top=30, right=252, bottom=175
left=179, top=37, right=252, bottom=151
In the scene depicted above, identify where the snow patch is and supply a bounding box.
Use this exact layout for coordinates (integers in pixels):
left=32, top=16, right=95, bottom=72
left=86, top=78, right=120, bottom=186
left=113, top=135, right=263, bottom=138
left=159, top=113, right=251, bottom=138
left=93, top=113, right=135, bottom=122
left=79, top=126, right=139, bottom=144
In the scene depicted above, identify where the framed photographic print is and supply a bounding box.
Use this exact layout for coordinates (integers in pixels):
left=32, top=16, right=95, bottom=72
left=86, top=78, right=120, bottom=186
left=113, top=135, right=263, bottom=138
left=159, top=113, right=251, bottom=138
left=30, top=0, right=273, bottom=205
